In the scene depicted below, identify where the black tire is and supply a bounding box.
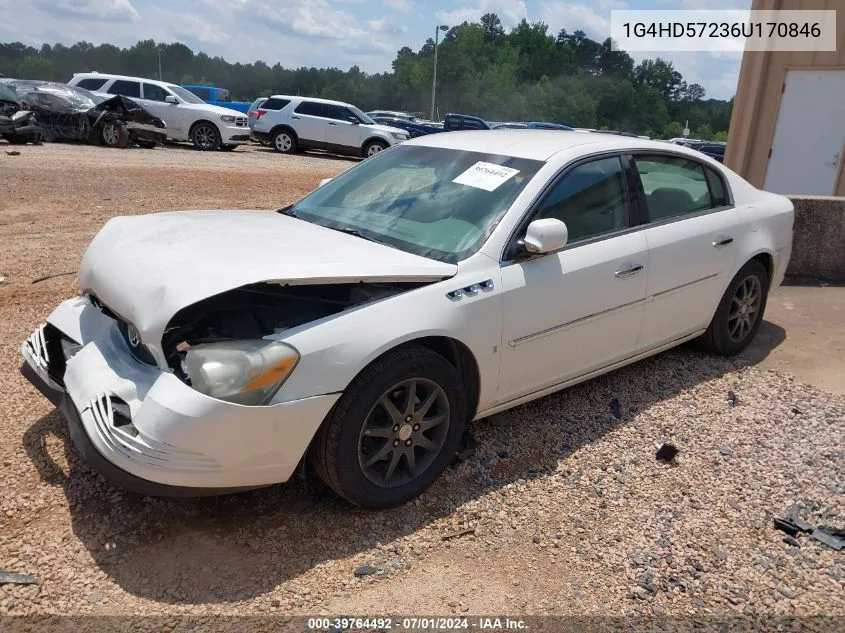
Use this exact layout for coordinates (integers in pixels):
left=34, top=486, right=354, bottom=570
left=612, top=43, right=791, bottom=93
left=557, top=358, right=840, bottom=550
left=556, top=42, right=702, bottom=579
left=362, top=139, right=388, bottom=158
left=272, top=128, right=297, bottom=154
left=310, top=345, right=466, bottom=509
left=100, top=122, right=129, bottom=148
left=700, top=259, right=769, bottom=355
left=190, top=121, right=221, bottom=151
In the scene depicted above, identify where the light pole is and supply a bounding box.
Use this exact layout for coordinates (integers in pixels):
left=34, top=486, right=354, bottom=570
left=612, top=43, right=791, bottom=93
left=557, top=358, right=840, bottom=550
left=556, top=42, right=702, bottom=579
left=430, top=24, right=449, bottom=121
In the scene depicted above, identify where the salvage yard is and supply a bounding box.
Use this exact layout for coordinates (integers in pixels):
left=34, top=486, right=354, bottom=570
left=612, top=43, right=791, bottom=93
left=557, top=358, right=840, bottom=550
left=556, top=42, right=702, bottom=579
left=0, top=142, right=843, bottom=618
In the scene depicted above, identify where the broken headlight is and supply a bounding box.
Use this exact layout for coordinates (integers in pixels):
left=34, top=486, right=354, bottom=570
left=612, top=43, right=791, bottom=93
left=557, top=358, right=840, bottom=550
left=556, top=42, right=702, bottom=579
left=181, top=340, right=299, bottom=405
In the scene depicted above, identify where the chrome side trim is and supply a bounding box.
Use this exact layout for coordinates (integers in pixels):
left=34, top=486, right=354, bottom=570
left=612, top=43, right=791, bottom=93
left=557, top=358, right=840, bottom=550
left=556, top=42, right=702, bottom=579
left=508, top=297, right=646, bottom=347
left=650, top=272, right=719, bottom=300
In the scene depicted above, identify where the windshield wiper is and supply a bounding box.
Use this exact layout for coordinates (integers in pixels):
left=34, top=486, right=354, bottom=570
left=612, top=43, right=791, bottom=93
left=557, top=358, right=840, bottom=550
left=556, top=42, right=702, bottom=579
left=277, top=205, right=298, bottom=218
left=327, top=225, right=387, bottom=246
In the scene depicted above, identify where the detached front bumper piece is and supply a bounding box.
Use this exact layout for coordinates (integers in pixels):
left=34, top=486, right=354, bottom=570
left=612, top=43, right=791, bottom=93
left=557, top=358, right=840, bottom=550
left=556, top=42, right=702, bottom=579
left=20, top=297, right=339, bottom=497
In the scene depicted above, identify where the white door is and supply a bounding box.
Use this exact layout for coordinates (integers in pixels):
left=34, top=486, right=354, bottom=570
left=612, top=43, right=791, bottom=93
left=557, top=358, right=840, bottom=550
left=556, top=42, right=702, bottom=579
left=497, top=156, right=648, bottom=404
left=325, top=104, right=365, bottom=151
left=291, top=101, right=329, bottom=146
left=632, top=154, right=741, bottom=349
left=140, top=83, right=185, bottom=137
left=763, top=69, right=845, bottom=195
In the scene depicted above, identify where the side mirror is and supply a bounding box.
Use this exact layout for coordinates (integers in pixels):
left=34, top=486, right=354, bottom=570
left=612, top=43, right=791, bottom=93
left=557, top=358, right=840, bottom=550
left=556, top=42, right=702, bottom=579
left=523, top=218, right=568, bottom=254
left=318, top=177, right=333, bottom=188
left=165, top=95, right=179, bottom=104
left=347, top=117, right=359, bottom=124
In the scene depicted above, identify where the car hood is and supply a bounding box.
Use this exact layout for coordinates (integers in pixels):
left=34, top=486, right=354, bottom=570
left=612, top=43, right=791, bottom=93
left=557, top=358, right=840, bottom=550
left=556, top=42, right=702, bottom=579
left=78, top=210, right=457, bottom=343
left=365, top=123, right=407, bottom=136
left=180, top=102, right=245, bottom=117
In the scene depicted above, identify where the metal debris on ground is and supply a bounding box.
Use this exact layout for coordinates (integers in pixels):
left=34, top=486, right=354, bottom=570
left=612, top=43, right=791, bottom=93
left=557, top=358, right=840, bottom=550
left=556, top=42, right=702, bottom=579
left=655, top=443, right=679, bottom=463
left=0, top=570, right=37, bottom=585
left=441, top=527, right=476, bottom=541
left=353, top=565, right=378, bottom=577
left=5, top=150, right=20, bottom=156
left=773, top=506, right=845, bottom=551
left=727, top=390, right=739, bottom=406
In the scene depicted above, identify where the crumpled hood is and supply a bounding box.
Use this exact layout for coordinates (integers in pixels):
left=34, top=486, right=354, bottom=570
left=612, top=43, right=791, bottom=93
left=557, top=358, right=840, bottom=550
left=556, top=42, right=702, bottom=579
left=78, top=210, right=457, bottom=343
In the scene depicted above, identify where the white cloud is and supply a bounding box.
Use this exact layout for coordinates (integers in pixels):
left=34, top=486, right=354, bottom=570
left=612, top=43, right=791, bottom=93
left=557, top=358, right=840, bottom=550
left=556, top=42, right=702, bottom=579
left=384, top=0, right=414, bottom=11
left=437, top=0, right=528, bottom=28
left=370, top=19, right=408, bottom=35
left=540, top=1, right=622, bottom=39
left=254, top=0, right=368, bottom=39
left=33, top=0, right=140, bottom=22
left=173, top=15, right=229, bottom=43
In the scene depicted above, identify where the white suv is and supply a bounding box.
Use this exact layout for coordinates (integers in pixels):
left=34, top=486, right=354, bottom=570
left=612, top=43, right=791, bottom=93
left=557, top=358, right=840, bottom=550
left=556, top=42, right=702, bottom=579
left=68, top=73, right=251, bottom=151
left=251, top=95, right=409, bottom=157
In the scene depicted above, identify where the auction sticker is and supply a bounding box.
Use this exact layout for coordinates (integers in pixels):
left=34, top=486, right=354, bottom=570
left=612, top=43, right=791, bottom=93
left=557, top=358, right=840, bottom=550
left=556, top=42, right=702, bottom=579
left=453, top=162, right=519, bottom=191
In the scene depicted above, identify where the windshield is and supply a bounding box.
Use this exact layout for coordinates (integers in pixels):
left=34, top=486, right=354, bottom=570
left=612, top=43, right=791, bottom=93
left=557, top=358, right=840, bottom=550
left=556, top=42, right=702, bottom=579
left=73, top=86, right=106, bottom=104
left=218, top=88, right=231, bottom=102
left=285, top=144, right=544, bottom=263
left=349, top=105, right=374, bottom=124
left=167, top=85, right=206, bottom=104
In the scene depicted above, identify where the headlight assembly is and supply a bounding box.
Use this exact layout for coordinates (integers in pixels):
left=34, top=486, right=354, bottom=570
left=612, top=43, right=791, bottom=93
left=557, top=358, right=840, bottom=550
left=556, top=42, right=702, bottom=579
left=182, top=340, right=299, bottom=405
left=220, top=115, right=237, bottom=123
left=391, top=132, right=408, bottom=140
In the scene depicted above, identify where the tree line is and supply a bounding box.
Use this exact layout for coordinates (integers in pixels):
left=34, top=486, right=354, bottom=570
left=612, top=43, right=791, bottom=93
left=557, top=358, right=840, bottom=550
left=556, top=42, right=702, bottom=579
left=0, top=13, right=733, bottom=140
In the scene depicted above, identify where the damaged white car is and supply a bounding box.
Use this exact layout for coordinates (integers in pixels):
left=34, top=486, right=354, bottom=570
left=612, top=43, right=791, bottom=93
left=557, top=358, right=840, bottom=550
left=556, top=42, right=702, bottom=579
left=21, top=130, right=794, bottom=508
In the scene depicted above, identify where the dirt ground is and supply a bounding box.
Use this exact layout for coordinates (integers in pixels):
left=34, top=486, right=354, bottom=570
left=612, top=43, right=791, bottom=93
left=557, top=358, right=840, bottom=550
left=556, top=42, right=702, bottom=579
left=0, top=141, right=842, bottom=621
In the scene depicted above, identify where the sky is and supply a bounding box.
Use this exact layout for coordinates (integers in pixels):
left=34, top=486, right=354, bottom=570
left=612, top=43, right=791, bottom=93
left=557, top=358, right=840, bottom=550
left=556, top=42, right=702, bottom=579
left=1, top=0, right=751, bottom=100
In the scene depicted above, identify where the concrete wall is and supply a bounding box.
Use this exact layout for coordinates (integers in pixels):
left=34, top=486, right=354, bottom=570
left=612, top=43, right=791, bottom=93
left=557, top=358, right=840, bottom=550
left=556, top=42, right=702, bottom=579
left=786, top=196, right=845, bottom=281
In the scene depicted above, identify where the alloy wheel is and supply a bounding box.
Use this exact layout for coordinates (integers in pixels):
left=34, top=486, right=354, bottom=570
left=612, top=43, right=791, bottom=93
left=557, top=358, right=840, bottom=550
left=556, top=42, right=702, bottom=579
left=357, top=378, right=450, bottom=488
left=275, top=133, right=292, bottom=152
left=194, top=125, right=217, bottom=150
left=102, top=123, right=119, bottom=146
left=728, top=274, right=762, bottom=342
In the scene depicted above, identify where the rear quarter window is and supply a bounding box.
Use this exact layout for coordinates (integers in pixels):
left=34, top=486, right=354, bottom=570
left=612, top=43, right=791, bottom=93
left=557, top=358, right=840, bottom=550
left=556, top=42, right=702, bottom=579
left=262, top=98, right=290, bottom=110
left=75, top=78, right=107, bottom=90
left=107, top=80, right=141, bottom=99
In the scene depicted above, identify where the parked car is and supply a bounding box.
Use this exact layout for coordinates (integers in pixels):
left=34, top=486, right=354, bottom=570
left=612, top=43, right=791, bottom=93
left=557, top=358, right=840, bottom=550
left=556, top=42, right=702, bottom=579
left=247, top=97, right=270, bottom=145
left=0, top=82, right=41, bottom=144
left=492, top=121, right=575, bottom=131
left=68, top=72, right=250, bottom=150
left=367, top=110, right=417, bottom=121
left=370, top=115, right=443, bottom=138
left=696, top=143, right=726, bottom=163
left=250, top=95, right=409, bottom=157
left=20, top=130, right=793, bottom=507
left=182, top=85, right=252, bottom=114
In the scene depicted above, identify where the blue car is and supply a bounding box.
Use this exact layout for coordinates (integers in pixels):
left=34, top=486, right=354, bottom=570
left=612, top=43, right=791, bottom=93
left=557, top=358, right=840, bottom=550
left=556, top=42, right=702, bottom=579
left=491, top=121, right=574, bottom=131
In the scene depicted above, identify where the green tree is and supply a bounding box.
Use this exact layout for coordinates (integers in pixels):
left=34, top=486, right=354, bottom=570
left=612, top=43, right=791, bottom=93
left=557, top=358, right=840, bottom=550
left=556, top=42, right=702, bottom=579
left=18, top=55, right=54, bottom=80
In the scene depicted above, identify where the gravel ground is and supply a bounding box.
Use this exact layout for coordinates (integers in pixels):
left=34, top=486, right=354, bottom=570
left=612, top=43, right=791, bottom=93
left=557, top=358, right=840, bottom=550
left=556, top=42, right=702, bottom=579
left=0, top=141, right=843, bottom=619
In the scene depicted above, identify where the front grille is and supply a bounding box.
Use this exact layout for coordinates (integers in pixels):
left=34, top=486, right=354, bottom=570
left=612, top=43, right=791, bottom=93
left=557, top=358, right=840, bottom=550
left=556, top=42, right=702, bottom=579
left=235, top=117, right=248, bottom=127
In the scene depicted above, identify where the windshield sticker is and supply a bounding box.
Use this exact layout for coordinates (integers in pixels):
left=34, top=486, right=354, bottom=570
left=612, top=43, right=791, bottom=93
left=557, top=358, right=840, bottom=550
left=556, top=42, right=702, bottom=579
left=452, top=162, right=520, bottom=191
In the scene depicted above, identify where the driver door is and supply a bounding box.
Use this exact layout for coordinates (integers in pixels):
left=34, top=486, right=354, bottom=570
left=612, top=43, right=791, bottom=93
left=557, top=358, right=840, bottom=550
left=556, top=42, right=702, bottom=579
left=496, top=155, right=649, bottom=404
left=140, top=83, right=184, bottom=135
left=325, top=104, right=365, bottom=151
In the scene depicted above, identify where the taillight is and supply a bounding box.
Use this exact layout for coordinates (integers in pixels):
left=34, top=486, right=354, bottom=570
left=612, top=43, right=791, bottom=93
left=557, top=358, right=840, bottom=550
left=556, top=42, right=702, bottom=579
left=256, top=109, right=267, bottom=120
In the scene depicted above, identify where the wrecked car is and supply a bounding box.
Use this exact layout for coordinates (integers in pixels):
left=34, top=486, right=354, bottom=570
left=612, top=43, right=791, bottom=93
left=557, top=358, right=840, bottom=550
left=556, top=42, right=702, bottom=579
left=21, top=130, right=794, bottom=508
left=0, top=80, right=165, bottom=148
left=0, top=83, right=42, bottom=144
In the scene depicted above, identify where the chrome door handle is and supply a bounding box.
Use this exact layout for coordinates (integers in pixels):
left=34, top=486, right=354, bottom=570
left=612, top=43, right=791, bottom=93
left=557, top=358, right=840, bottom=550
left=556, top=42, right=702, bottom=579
left=713, top=237, right=734, bottom=247
left=615, top=264, right=644, bottom=278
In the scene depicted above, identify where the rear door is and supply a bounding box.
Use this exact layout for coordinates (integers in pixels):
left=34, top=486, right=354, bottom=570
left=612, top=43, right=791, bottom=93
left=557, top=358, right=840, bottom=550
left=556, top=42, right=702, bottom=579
left=291, top=100, right=328, bottom=147
left=140, top=82, right=184, bottom=136
left=631, top=152, right=741, bottom=350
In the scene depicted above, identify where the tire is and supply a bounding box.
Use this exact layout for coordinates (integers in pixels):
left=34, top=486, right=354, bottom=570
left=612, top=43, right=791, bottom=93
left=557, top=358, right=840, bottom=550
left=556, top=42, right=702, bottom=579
left=190, top=122, right=221, bottom=151
left=700, top=259, right=769, bottom=355
left=362, top=139, right=388, bottom=158
left=272, top=128, right=297, bottom=154
left=100, top=122, right=129, bottom=148
left=310, top=345, right=466, bottom=509
left=220, top=144, right=238, bottom=151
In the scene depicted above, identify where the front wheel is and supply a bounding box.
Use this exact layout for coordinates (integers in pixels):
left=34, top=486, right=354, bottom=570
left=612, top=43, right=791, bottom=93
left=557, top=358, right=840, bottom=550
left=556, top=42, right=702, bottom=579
left=701, top=259, right=769, bottom=355
left=100, top=122, right=129, bottom=148
left=363, top=139, right=388, bottom=158
left=310, top=346, right=466, bottom=509
left=190, top=122, right=221, bottom=151
left=272, top=130, right=297, bottom=154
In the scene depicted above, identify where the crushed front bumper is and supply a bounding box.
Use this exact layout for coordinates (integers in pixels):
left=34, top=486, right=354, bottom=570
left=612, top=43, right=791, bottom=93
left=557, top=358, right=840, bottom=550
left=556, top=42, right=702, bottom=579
left=20, top=297, right=340, bottom=497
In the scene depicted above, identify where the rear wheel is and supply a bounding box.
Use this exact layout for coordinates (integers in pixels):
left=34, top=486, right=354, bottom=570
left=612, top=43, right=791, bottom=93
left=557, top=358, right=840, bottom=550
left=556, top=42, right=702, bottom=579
left=310, top=346, right=466, bottom=508
left=190, top=122, right=220, bottom=151
left=272, top=129, right=297, bottom=154
left=701, top=259, right=769, bottom=355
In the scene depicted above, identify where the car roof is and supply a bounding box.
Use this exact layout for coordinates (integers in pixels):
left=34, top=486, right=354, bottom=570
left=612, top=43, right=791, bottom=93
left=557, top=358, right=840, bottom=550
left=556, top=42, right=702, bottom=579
left=268, top=94, right=352, bottom=107
left=73, top=72, right=176, bottom=88
left=405, top=129, right=721, bottom=162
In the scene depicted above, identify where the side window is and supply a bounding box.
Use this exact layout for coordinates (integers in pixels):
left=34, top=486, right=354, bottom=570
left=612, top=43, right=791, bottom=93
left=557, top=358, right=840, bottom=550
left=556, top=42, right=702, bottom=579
left=634, top=155, right=723, bottom=222
left=188, top=87, right=211, bottom=101
left=294, top=101, right=327, bottom=117
left=76, top=78, right=107, bottom=90
left=533, top=156, right=629, bottom=243
left=107, top=80, right=141, bottom=99
left=261, top=98, right=290, bottom=110
left=326, top=104, right=357, bottom=122
left=142, top=83, right=169, bottom=102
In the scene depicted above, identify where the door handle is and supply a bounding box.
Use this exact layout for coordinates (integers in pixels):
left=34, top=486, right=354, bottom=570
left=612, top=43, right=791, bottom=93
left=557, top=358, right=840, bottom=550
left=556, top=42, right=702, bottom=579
left=615, top=264, right=644, bottom=278
left=328, top=122, right=337, bottom=125
left=712, top=237, right=734, bottom=248
left=291, top=115, right=301, bottom=120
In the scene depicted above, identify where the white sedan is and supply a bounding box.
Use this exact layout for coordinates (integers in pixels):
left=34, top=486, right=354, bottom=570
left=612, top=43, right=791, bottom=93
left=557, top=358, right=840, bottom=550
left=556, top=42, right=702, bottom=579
left=21, top=130, right=794, bottom=508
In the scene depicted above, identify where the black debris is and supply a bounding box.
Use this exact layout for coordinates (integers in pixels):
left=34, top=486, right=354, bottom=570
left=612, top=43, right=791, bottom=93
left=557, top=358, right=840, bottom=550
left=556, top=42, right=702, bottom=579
left=5, top=150, right=20, bottom=156
left=655, top=443, right=679, bottom=463
left=0, top=570, right=37, bottom=585
left=610, top=397, right=622, bottom=419
left=453, top=428, right=477, bottom=463
left=773, top=517, right=800, bottom=537
left=31, top=271, right=76, bottom=284
left=727, top=390, right=739, bottom=406
left=786, top=505, right=813, bottom=533
left=353, top=565, right=378, bottom=577
left=811, top=527, right=845, bottom=551
left=782, top=536, right=801, bottom=547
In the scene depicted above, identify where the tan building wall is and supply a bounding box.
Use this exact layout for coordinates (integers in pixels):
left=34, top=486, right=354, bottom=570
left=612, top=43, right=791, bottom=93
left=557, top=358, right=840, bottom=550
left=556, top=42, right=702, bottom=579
left=724, top=0, right=845, bottom=195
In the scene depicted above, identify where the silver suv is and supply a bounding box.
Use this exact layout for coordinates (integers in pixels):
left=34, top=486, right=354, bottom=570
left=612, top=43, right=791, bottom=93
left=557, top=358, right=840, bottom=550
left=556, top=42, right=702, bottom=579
left=251, top=95, right=409, bottom=157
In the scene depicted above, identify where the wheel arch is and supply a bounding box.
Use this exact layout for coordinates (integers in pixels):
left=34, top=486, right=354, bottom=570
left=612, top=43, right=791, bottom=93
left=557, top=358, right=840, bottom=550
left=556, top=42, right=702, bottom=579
left=270, top=124, right=298, bottom=140
left=361, top=135, right=390, bottom=155
left=189, top=118, right=220, bottom=136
